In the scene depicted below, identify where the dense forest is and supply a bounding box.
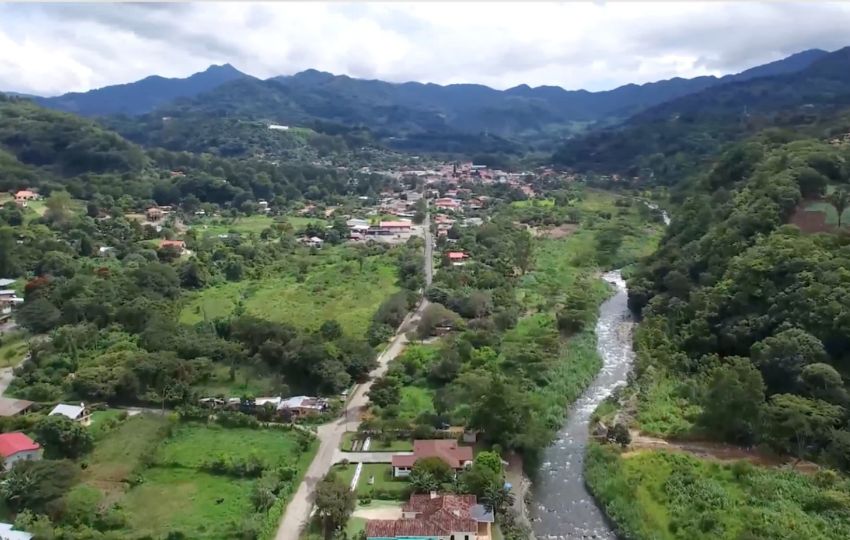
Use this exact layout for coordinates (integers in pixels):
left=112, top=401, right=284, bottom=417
left=628, top=133, right=850, bottom=464
left=0, top=95, right=396, bottom=208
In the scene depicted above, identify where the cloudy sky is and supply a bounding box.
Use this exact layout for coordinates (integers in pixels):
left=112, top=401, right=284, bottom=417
left=2, top=2, right=850, bottom=96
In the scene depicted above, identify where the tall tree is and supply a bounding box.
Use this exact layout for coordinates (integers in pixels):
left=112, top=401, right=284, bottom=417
left=314, top=473, right=355, bottom=540
left=829, top=188, right=849, bottom=228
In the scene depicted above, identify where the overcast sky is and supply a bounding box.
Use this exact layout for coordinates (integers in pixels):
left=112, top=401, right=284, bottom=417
left=2, top=2, right=850, bottom=96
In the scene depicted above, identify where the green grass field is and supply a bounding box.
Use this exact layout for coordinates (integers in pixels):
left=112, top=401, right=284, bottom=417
left=84, top=419, right=317, bottom=539
left=87, top=409, right=124, bottom=439
left=82, top=414, right=170, bottom=498
left=191, top=215, right=275, bottom=236
left=120, top=467, right=255, bottom=539
left=398, top=386, right=435, bottom=422
left=155, top=424, right=306, bottom=468
left=191, top=215, right=328, bottom=237
left=586, top=443, right=850, bottom=540
left=180, top=255, right=399, bottom=335
left=0, top=331, right=28, bottom=368
left=193, top=364, right=279, bottom=397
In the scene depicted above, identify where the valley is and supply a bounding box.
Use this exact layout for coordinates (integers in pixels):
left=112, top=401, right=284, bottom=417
left=2, top=14, right=850, bottom=540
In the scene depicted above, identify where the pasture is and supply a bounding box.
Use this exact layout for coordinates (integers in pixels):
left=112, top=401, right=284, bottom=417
left=180, top=254, right=398, bottom=336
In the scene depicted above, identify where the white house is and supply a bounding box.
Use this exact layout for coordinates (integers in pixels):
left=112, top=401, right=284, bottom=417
left=0, top=432, right=41, bottom=470
left=49, top=403, right=92, bottom=426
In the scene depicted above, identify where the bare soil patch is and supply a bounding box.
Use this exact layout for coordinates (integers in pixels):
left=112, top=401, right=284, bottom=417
left=624, top=430, right=819, bottom=473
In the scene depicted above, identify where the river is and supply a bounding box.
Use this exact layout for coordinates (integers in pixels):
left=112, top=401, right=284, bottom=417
left=528, top=206, right=669, bottom=539
left=529, top=270, right=634, bottom=539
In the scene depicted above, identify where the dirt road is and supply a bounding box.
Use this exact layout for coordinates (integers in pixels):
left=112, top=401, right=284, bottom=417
left=626, top=431, right=819, bottom=472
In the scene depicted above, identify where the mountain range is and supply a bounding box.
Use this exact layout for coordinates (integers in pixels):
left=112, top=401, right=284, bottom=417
left=553, top=46, right=850, bottom=183
left=24, top=49, right=830, bottom=153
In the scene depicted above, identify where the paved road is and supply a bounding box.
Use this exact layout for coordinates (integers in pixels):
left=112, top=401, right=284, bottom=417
left=275, top=211, right=434, bottom=540
left=423, top=208, right=433, bottom=286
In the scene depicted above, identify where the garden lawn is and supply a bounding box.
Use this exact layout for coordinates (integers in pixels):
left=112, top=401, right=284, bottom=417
left=340, top=432, right=413, bottom=452
left=180, top=255, right=398, bottom=336
left=335, top=463, right=409, bottom=499
left=585, top=443, right=850, bottom=540
left=155, top=423, right=306, bottom=468
left=0, top=331, right=28, bottom=368
left=119, top=467, right=254, bottom=540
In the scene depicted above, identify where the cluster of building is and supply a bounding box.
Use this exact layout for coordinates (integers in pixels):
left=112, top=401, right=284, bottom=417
left=0, top=402, right=91, bottom=470
left=366, top=493, right=493, bottom=540
left=364, top=439, right=493, bottom=540
left=198, top=394, right=329, bottom=420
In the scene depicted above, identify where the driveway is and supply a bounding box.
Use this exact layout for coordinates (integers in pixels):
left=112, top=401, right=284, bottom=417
left=335, top=451, right=412, bottom=464
left=275, top=212, right=434, bottom=540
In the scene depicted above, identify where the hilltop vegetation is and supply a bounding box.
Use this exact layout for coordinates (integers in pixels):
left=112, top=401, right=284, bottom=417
left=554, top=46, right=850, bottom=185
left=625, top=135, right=850, bottom=463
left=585, top=121, right=850, bottom=538
left=0, top=95, right=396, bottom=208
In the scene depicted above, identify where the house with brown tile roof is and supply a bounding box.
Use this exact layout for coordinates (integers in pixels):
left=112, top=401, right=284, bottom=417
left=366, top=493, right=493, bottom=540
left=392, top=439, right=473, bottom=478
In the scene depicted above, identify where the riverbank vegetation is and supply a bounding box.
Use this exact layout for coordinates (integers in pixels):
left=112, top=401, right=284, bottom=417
left=586, top=133, right=850, bottom=538
left=363, top=188, right=662, bottom=471
left=586, top=443, right=850, bottom=540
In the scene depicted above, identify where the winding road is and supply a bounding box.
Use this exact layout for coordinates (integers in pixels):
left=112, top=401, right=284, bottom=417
left=274, top=209, right=433, bottom=540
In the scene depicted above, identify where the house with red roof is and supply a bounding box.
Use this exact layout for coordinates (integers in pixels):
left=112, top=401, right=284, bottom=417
left=366, top=493, right=493, bottom=540
left=158, top=239, right=186, bottom=254
left=447, top=252, right=469, bottom=267
left=0, top=432, right=41, bottom=470
left=392, top=439, right=473, bottom=478
left=380, top=221, right=412, bottom=231
left=434, top=198, right=461, bottom=211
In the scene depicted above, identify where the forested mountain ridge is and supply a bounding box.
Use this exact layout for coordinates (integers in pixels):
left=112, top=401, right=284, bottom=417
left=0, top=95, right=393, bottom=207
left=553, top=47, right=850, bottom=184
left=33, top=64, right=248, bottom=116
left=18, top=49, right=828, bottom=156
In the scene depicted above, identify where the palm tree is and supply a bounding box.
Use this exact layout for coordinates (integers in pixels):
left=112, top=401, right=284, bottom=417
left=482, top=483, right=514, bottom=518
left=829, top=189, right=849, bottom=228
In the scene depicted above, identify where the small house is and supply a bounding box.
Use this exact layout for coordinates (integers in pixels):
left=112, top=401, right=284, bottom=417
left=366, top=493, right=492, bottom=540
left=380, top=221, right=412, bottom=232
left=0, top=432, right=41, bottom=470
left=277, top=396, right=328, bottom=420
left=49, top=403, right=92, bottom=426
left=145, top=207, right=164, bottom=221
left=447, top=252, right=469, bottom=267
left=0, top=397, right=34, bottom=418
left=302, top=236, right=324, bottom=248
left=392, top=439, right=473, bottom=478
left=158, top=239, right=186, bottom=254
left=14, top=190, right=38, bottom=203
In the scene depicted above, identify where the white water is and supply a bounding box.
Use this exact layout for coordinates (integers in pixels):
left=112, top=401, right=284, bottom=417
left=530, top=270, right=635, bottom=539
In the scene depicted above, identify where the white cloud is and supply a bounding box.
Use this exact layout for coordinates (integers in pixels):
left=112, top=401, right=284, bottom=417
left=1, top=2, right=849, bottom=96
